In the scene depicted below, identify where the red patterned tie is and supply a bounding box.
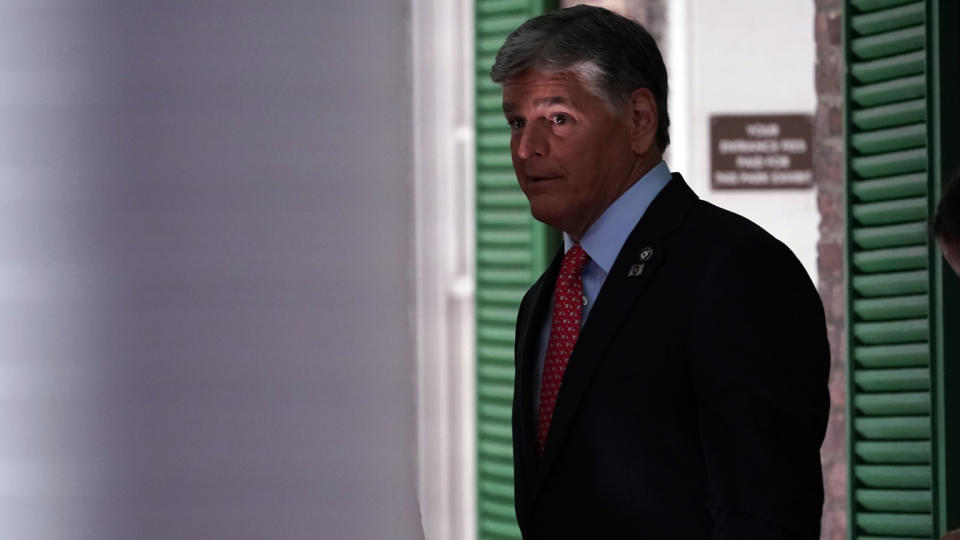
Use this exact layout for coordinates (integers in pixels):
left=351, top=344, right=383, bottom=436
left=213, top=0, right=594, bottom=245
left=537, top=244, right=589, bottom=454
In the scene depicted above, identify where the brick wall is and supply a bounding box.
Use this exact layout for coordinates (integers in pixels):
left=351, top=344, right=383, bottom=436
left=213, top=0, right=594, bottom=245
left=814, top=1, right=846, bottom=539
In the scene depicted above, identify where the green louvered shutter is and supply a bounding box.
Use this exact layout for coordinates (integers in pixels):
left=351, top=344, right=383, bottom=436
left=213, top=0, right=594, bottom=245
left=475, top=1, right=556, bottom=538
left=845, top=0, right=960, bottom=537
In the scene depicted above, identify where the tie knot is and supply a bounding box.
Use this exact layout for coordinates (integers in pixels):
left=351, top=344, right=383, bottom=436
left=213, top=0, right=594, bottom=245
left=560, top=244, right=589, bottom=276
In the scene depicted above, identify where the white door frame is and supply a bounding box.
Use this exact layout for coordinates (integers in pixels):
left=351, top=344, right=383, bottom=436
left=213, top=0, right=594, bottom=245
left=411, top=0, right=477, bottom=538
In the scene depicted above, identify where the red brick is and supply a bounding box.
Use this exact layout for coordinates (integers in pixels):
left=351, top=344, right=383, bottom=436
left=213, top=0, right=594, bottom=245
left=826, top=460, right=847, bottom=502
left=815, top=53, right=842, bottom=95
left=814, top=143, right=844, bottom=187
left=829, top=103, right=843, bottom=135
left=829, top=370, right=846, bottom=409
left=818, top=241, right=844, bottom=276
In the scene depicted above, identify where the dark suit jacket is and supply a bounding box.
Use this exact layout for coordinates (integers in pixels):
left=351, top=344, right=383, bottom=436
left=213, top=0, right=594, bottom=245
left=512, top=174, right=830, bottom=539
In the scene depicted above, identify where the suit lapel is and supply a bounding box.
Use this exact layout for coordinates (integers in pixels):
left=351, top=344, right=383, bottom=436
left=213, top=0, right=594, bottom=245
left=531, top=174, right=699, bottom=500
left=514, top=250, right=562, bottom=495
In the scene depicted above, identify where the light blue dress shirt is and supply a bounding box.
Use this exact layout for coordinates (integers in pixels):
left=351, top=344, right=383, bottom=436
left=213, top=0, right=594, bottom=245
left=533, top=161, right=672, bottom=409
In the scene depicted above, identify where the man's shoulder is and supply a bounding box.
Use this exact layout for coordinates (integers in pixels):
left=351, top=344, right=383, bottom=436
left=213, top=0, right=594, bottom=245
left=682, top=198, right=795, bottom=259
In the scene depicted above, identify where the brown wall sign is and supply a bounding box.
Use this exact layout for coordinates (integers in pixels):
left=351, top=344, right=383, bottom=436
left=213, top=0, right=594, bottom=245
left=710, top=114, right=813, bottom=189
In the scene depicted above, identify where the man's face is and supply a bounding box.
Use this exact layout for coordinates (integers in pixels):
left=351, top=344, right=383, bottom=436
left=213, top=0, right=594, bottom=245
left=939, top=237, right=960, bottom=277
left=502, top=69, right=642, bottom=238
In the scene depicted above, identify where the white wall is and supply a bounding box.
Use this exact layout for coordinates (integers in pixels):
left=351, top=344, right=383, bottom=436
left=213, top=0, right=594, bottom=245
left=670, top=0, right=819, bottom=284
left=0, top=2, right=422, bottom=539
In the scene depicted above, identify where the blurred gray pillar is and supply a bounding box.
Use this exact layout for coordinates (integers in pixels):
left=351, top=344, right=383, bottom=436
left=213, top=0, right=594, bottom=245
left=0, top=2, right=422, bottom=540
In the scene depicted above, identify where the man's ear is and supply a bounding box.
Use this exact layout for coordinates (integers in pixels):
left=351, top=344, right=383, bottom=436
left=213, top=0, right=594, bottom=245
left=628, top=88, right=658, bottom=155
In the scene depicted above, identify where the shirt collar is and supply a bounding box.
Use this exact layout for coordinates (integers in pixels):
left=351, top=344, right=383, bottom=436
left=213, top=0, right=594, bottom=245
left=563, top=161, right=672, bottom=273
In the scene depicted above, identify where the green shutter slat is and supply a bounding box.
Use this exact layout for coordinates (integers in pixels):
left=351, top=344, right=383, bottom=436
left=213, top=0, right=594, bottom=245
left=477, top=343, right=514, bottom=361
left=478, top=268, right=533, bottom=285
left=851, top=0, right=919, bottom=12
left=478, top=77, right=501, bottom=95
left=853, top=294, right=928, bottom=320
left=854, top=343, right=930, bottom=367
left=852, top=99, right=926, bottom=130
left=477, top=0, right=530, bottom=15
left=478, top=441, right=513, bottom=461
left=854, top=391, right=930, bottom=415
left=480, top=499, right=517, bottom=520
left=850, top=2, right=924, bottom=35
left=852, top=222, right=927, bottom=249
left=477, top=288, right=527, bottom=304
left=479, top=304, right=522, bottom=320
left=479, top=460, right=514, bottom=480
left=479, top=519, right=522, bottom=539
left=850, top=172, right=927, bottom=201
left=479, top=479, right=515, bottom=498
left=479, top=363, right=515, bottom=381
left=856, top=465, right=932, bottom=488
left=850, top=123, right=925, bottom=154
left=851, top=196, right=927, bottom=224
left=478, top=132, right=510, bottom=149
left=850, top=74, right=926, bottom=107
left=479, top=402, right=512, bottom=420
left=854, top=367, right=930, bottom=391
left=850, top=25, right=925, bottom=60
left=478, top=325, right=516, bottom=343
left=851, top=49, right=925, bottom=83
left=479, top=229, right=531, bottom=244
left=478, top=171, right=518, bottom=188
left=479, top=192, right=527, bottom=207
left=853, top=318, right=928, bottom=344
left=852, top=269, right=928, bottom=297
left=477, top=55, right=499, bottom=75
left=851, top=245, right=928, bottom=272
left=478, top=94, right=505, bottom=112
left=476, top=154, right=515, bottom=169
left=477, top=15, right=528, bottom=35
left=478, top=383, right=513, bottom=403
left=856, top=512, right=933, bottom=536
left=854, top=416, right=931, bottom=439
left=479, top=420, right=514, bottom=440
left=479, top=248, right=534, bottom=265
left=856, top=488, right=932, bottom=512
left=477, top=36, right=507, bottom=54
left=478, top=77, right=499, bottom=93
left=851, top=147, right=926, bottom=178
left=478, top=210, right=531, bottom=226
left=855, top=440, right=931, bottom=463
left=478, top=115, right=510, bottom=130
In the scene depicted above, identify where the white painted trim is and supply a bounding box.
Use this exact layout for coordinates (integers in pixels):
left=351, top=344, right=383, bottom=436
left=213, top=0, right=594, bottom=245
left=412, top=0, right=476, bottom=538
left=666, top=0, right=691, bottom=178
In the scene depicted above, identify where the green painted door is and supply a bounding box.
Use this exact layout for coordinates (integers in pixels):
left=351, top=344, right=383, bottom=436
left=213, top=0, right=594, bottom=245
left=844, top=0, right=959, bottom=537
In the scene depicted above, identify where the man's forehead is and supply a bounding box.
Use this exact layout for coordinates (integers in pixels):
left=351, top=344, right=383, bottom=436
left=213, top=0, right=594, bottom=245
left=502, top=95, right=572, bottom=113
left=501, top=70, right=584, bottom=110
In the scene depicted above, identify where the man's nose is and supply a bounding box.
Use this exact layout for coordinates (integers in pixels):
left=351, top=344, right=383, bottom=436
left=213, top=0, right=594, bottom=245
left=516, top=122, right=549, bottom=159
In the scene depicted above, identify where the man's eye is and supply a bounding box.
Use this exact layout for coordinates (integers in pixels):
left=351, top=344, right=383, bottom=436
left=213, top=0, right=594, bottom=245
left=509, top=118, right=525, bottom=129
left=552, top=114, right=569, bottom=125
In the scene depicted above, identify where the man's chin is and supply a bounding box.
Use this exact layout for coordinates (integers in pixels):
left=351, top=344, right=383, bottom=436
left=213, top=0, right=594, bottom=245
left=527, top=201, right=566, bottom=231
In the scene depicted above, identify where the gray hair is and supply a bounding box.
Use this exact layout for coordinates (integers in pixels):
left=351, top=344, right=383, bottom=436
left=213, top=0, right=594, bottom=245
left=490, top=5, right=670, bottom=152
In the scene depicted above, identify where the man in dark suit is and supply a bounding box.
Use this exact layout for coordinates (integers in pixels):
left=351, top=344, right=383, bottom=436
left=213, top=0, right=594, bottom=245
left=492, top=6, right=830, bottom=538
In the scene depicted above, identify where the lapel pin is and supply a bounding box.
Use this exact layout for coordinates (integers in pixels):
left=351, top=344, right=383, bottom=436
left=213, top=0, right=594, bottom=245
left=627, top=263, right=644, bottom=277
left=639, top=246, right=654, bottom=262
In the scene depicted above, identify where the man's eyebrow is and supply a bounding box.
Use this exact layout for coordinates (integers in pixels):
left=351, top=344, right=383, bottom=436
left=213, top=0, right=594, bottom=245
left=502, top=96, right=572, bottom=113
left=534, top=96, right=571, bottom=107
